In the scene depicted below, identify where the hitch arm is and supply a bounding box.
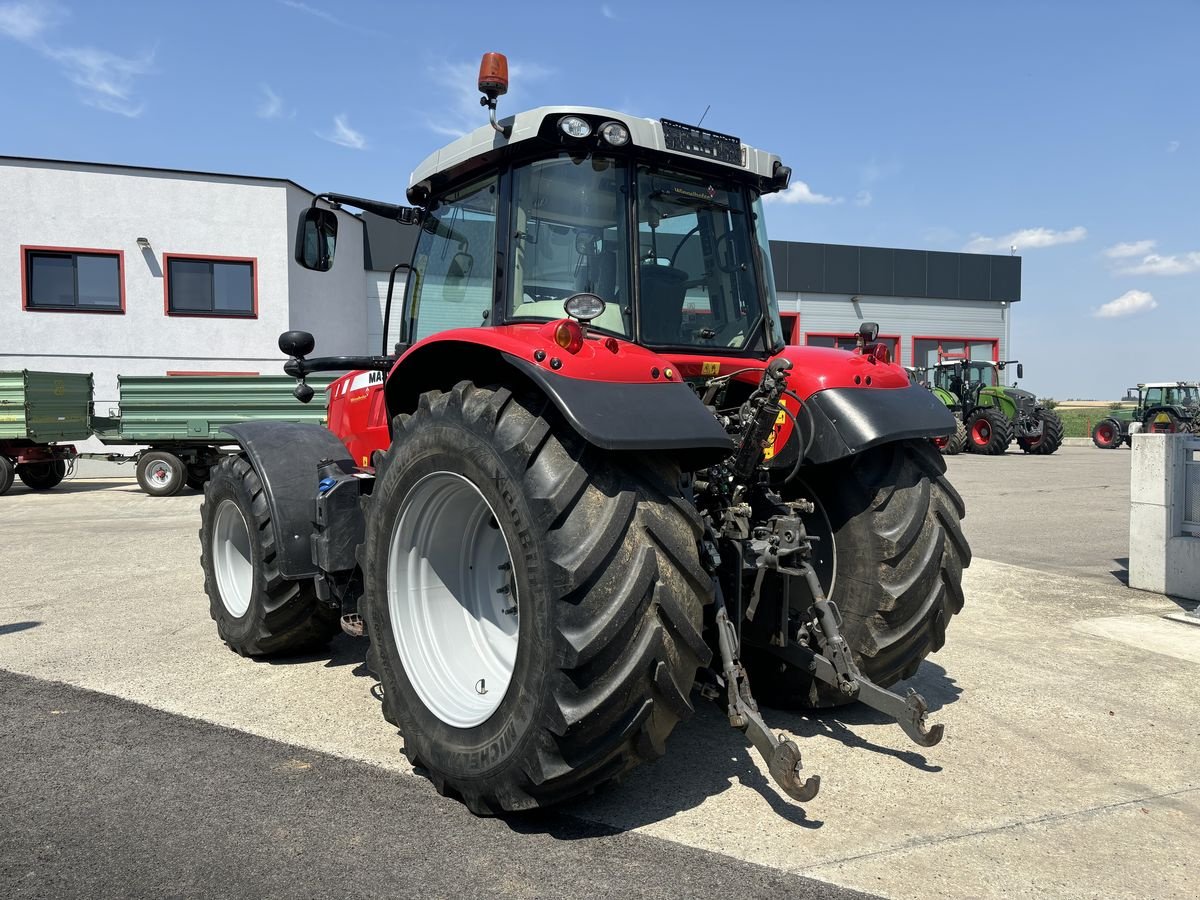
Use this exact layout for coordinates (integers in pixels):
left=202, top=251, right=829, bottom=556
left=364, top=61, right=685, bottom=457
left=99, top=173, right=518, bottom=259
left=712, top=582, right=820, bottom=803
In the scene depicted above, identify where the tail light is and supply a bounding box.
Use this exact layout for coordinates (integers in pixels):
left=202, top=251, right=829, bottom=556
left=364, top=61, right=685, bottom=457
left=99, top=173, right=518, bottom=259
left=866, top=342, right=890, bottom=364
left=553, top=319, right=584, bottom=354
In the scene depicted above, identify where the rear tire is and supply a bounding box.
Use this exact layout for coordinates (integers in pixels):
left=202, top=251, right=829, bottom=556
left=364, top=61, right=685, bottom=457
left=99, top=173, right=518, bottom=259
left=1092, top=418, right=1123, bottom=449
left=0, top=456, right=14, bottom=496
left=137, top=450, right=186, bottom=497
left=199, top=455, right=339, bottom=656
left=16, top=460, right=66, bottom=490
left=745, top=439, right=970, bottom=708
left=966, top=407, right=1011, bottom=455
left=935, top=418, right=967, bottom=455
left=1018, top=409, right=1064, bottom=455
left=362, top=382, right=709, bottom=814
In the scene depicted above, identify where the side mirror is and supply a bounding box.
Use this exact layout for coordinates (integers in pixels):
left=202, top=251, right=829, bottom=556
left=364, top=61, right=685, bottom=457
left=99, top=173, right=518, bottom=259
left=295, top=207, right=338, bottom=271
left=858, top=321, right=879, bottom=342
left=279, top=330, right=315, bottom=357
left=1016, top=363, right=1024, bottom=379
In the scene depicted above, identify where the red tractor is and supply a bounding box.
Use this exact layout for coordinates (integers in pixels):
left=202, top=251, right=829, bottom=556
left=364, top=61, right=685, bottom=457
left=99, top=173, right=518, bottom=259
left=199, top=54, right=969, bottom=814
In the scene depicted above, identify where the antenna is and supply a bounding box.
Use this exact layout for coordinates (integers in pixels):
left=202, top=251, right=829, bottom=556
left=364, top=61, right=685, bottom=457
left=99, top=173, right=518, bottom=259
left=697, top=104, right=711, bottom=127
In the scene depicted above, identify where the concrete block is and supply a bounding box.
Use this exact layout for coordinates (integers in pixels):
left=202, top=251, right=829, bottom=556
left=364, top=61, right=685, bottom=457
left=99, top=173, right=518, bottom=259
left=1129, top=433, right=1173, bottom=508
left=1129, top=503, right=1170, bottom=594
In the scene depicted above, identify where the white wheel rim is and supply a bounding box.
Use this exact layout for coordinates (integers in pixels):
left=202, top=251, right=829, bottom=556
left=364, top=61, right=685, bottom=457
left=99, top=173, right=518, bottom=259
left=149, top=461, right=174, bottom=487
left=387, top=471, right=519, bottom=728
left=212, top=499, right=254, bottom=618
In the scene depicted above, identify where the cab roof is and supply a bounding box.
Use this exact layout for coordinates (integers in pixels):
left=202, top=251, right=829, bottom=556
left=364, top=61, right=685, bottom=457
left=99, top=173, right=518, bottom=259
left=408, top=106, right=783, bottom=200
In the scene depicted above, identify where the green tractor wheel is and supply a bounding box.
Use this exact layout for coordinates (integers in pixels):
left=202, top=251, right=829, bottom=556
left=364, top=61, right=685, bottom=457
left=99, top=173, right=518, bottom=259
left=933, top=417, right=967, bottom=455
left=966, top=407, right=1011, bottom=455
left=1091, top=417, right=1123, bottom=450
left=1018, top=409, right=1064, bottom=455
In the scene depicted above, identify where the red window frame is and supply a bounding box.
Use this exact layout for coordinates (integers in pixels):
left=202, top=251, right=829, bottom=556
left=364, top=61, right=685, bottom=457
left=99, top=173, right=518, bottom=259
left=805, top=331, right=902, bottom=363
left=910, top=336, right=999, bottom=368
left=163, top=253, right=258, bottom=319
left=21, top=244, right=126, bottom=314
left=779, top=311, right=801, bottom=344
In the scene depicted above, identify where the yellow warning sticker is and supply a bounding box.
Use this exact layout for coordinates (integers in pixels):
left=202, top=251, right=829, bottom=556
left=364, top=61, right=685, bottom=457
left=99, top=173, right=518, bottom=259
left=1155, top=412, right=1170, bottom=424
left=701, top=361, right=721, bottom=375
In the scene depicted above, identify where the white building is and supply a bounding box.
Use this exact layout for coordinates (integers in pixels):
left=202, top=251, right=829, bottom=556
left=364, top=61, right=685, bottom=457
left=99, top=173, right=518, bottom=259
left=2, top=156, right=1020, bottom=408
left=0, top=156, right=408, bottom=410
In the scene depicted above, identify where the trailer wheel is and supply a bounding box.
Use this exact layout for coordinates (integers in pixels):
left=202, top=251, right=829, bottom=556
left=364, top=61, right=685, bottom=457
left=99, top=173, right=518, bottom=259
left=1018, top=409, right=1064, bottom=455
left=199, top=455, right=339, bottom=656
left=745, top=439, right=970, bottom=708
left=965, top=407, right=1012, bottom=455
left=16, top=460, right=66, bottom=490
left=0, top=456, right=13, bottom=496
left=361, top=382, right=709, bottom=814
left=1092, top=418, right=1123, bottom=449
left=136, top=451, right=186, bottom=497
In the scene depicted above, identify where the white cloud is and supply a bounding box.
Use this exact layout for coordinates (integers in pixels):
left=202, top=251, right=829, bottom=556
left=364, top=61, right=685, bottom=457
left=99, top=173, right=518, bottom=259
left=1095, top=289, right=1157, bottom=318
left=1116, top=251, right=1200, bottom=276
left=1104, top=239, right=1156, bottom=259
left=963, top=226, right=1087, bottom=254
left=277, top=0, right=344, bottom=27
left=854, top=189, right=872, bottom=207
left=0, top=0, right=58, bottom=40
left=0, top=1, right=152, bottom=116
left=763, top=179, right=842, bottom=206
left=258, top=83, right=285, bottom=119
left=601, top=3, right=617, bottom=18
left=424, top=58, right=552, bottom=139
left=1167, top=140, right=1180, bottom=153
left=318, top=114, right=366, bottom=149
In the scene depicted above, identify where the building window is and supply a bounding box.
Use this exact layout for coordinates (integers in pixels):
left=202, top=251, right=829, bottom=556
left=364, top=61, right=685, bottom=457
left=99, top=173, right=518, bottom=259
left=807, top=332, right=900, bottom=361
left=912, top=337, right=998, bottom=369
left=165, top=255, right=256, bottom=317
left=23, top=246, right=124, bottom=312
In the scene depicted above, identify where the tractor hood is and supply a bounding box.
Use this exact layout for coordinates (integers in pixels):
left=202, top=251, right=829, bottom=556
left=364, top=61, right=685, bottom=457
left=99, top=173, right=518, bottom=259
left=1007, top=387, right=1037, bottom=405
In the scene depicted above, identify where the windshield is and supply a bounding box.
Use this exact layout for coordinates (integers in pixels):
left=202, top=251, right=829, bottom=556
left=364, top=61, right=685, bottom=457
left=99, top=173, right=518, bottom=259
left=934, top=361, right=997, bottom=393
left=636, top=166, right=770, bottom=350
left=508, top=154, right=632, bottom=335
left=1168, top=385, right=1200, bottom=405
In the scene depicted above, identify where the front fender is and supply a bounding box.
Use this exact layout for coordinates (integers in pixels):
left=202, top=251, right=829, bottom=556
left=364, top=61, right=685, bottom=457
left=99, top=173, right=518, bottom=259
left=225, top=422, right=354, bottom=578
left=800, top=384, right=957, bottom=465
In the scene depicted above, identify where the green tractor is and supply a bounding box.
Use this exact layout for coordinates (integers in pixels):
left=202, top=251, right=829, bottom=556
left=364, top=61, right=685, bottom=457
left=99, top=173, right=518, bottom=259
left=926, top=359, right=1064, bottom=456
left=1092, top=381, right=1200, bottom=448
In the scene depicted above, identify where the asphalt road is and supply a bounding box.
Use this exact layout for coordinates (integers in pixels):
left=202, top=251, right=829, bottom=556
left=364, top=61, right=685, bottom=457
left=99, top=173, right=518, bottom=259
left=0, top=670, right=870, bottom=900
left=2, top=444, right=1197, bottom=899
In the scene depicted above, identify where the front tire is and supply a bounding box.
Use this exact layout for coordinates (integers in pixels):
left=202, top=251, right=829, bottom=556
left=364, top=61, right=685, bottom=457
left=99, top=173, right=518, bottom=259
left=1018, top=409, right=1064, bottom=455
left=16, top=460, right=66, bottom=490
left=966, top=407, right=1012, bottom=455
left=199, top=455, right=339, bottom=656
left=362, top=383, right=709, bottom=814
left=745, top=439, right=970, bottom=708
left=1092, top=418, right=1123, bottom=449
left=934, top=417, right=967, bottom=455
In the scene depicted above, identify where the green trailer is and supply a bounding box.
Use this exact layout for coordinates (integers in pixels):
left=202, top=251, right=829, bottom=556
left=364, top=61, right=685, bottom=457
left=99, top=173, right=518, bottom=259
left=91, top=375, right=333, bottom=496
left=0, top=370, right=94, bottom=495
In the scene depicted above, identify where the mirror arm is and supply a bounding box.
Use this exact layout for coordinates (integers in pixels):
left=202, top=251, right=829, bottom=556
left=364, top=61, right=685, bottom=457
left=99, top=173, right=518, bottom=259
left=314, top=193, right=421, bottom=224
left=284, top=355, right=394, bottom=378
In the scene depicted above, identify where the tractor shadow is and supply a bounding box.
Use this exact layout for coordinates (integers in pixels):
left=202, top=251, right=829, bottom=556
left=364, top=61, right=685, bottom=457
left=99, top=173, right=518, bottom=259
left=264, top=633, right=372, bottom=676
left=510, top=661, right=961, bottom=837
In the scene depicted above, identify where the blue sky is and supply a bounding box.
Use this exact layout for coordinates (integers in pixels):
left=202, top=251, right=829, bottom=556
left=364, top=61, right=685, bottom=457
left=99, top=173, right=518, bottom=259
left=1, top=0, right=1196, bottom=398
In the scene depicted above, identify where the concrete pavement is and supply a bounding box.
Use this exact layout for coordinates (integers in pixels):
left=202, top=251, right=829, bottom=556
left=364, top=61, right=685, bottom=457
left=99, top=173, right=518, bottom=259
left=1, top=446, right=1196, bottom=899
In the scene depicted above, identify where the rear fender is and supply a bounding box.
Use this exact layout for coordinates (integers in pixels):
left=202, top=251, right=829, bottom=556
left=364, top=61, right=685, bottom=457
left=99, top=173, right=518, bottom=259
left=383, top=330, right=734, bottom=468
left=225, top=422, right=355, bottom=579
